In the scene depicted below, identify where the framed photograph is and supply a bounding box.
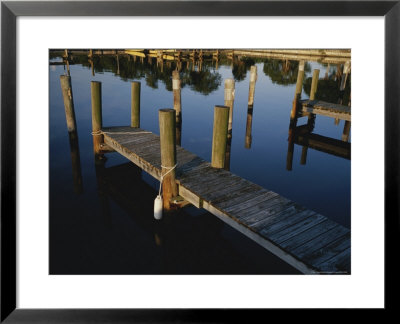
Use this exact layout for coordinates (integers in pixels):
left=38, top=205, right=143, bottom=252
left=1, top=0, right=397, bottom=321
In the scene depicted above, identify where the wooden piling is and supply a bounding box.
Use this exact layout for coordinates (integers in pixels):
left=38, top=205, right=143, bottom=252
left=224, top=79, right=235, bottom=132
left=159, top=109, right=178, bottom=210
left=131, top=81, right=141, bottom=128
left=211, top=105, right=229, bottom=169
left=340, top=61, right=351, bottom=91
left=295, top=60, right=305, bottom=97
left=172, top=70, right=182, bottom=146
left=91, top=81, right=103, bottom=156
left=60, top=75, right=83, bottom=194
left=60, top=75, right=77, bottom=133
left=290, top=61, right=305, bottom=120
left=248, top=66, right=257, bottom=106
left=324, top=63, right=330, bottom=80
left=310, top=69, right=320, bottom=100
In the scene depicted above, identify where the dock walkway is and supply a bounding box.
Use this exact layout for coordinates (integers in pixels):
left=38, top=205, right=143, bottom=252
left=102, top=126, right=350, bottom=274
left=300, top=99, right=351, bottom=121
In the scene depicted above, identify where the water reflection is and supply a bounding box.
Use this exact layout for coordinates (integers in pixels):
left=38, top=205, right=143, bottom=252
left=50, top=49, right=351, bottom=273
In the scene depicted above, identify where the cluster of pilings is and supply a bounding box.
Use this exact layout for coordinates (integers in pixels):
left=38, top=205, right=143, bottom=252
left=287, top=60, right=351, bottom=170
left=83, top=65, right=259, bottom=212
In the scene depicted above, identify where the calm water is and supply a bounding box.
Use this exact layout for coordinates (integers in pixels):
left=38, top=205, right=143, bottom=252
left=49, top=51, right=350, bottom=274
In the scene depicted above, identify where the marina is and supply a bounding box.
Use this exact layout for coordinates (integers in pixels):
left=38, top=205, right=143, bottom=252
left=51, top=49, right=351, bottom=275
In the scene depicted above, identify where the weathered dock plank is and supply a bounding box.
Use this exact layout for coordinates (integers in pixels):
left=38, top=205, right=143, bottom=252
left=102, top=126, right=350, bottom=274
left=300, top=99, right=351, bottom=121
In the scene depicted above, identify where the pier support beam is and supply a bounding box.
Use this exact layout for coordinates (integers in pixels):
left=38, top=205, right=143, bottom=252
left=211, top=105, right=229, bottom=169
left=224, top=78, right=235, bottom=132
left=310, top=69, right=320, bottom=100
left=340, top=61, right=351, bottom=91
left=159, top=109, right=178, bottom=210
left=172, top=70, right=182, bottom=146
left=60, top=75, right=77, bottom=133
left=131, top=81, right=141, bottom=128
left=91, top=81, right=103, bottom=158
left=60, top=75, right=83, bottom=194
left=248, top=66, right=257, bottom=106
left=224, top=79, right=235, bottom=170
left=290, top=60, right=305, bottom=120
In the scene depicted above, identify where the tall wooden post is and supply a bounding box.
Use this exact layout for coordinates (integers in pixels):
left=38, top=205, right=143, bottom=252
left=159, top=109, right=178, bottom=210
left=172, top=70, right=182, bottom=146
left=306, top=69, right=320, bottom=135
left=224, top=79, right=235, bottom=133
left=248, top=66, right=257, bottom=106
left=291, top=60, right=305, bottom=120
left=224, top=78, right=234, bottom=170
left=324, top=63, right=330, bottom=80
left=60, top=75, right=77, bottom=133
left=310, top=69, right=320, bottom=100
left=340, top=61, right=351, bottom=91
left=211, top=106, right=229, bottom=169
left=91, top=81, right=103, bottom=157
left=60, top=75, right=83, bottom=194
left=131, top=81, right=141, bottom=128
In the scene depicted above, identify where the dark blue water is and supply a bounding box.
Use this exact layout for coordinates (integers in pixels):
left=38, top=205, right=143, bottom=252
left=49, top=52, right=350, bottom=274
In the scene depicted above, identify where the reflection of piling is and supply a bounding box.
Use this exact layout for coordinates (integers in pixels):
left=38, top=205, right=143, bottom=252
left=91, top=81, right=103, bottom=157
left=291, top=61, right=305, bottom=120
left=60, top=75, right=83, bottom=194
left=131, top=81, right=141, bottom=128
left=340, top=61, right=351, bottom=91
left=172, top=71, right=182, bottom=146
left=245, top=105, right=254, bottom=149
left=116, top=54, right=120, bottom=75
left=342, top=121, right=351, bottom=142
left=286, top=139, right=295, bottom=171
left=159, top=109, right=178, bottom=210
left=89, top=58, right=95, bottom=76
left=300, top=146, right=308, bottom=165
left=94, top=158, right=112, bottom=227
left=248, top=66, right=257, bottom=106
left=211, top=106, right=229, bottom=169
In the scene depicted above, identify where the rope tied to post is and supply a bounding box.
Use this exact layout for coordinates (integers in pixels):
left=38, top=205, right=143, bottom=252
left=158, top=164, right=177, bottom=196
left=154, top=163, right=177, bottom=220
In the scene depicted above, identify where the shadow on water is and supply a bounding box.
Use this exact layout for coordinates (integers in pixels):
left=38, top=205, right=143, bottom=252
left=50, top=160, right=300, bottom=274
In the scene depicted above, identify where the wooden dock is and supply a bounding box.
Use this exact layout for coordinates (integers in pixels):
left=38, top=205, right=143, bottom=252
left=300, top=99, right=351, bottom=121
left=101, top=126, right=350, bottom=274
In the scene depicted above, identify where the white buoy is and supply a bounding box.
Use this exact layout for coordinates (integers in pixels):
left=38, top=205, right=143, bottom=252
left=154, top=195, right=163, bottom=220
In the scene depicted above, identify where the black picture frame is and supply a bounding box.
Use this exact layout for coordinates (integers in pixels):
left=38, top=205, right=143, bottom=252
left=1, top=0, right=398, bottom=321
